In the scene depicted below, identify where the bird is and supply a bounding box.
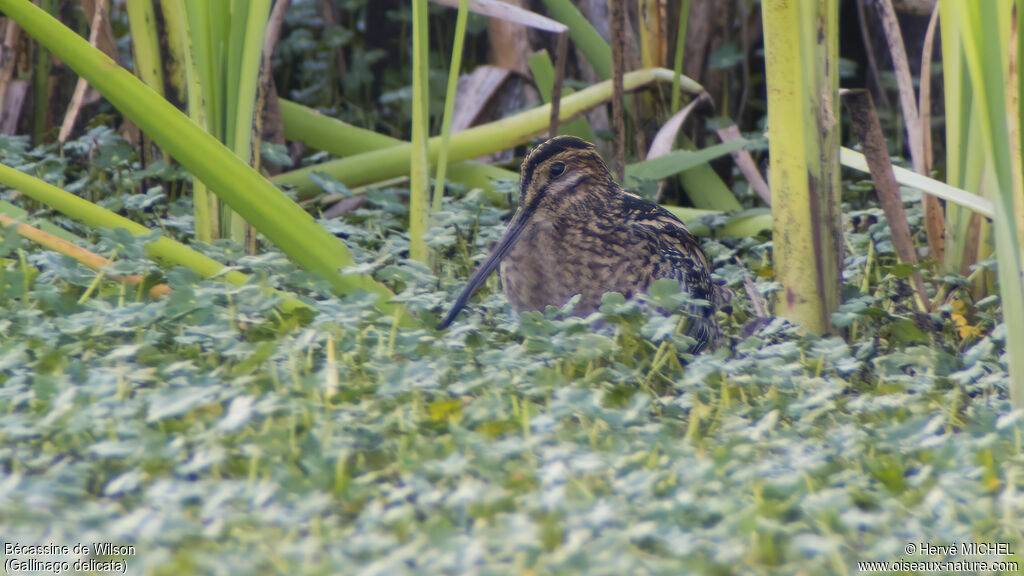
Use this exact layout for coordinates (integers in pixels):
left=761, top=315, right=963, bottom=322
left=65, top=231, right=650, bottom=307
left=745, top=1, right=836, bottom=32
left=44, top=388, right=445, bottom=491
left=438, top=135, right=726, bottom=352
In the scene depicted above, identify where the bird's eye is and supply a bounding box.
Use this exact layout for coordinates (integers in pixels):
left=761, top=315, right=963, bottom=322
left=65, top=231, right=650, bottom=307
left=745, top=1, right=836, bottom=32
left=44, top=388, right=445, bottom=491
left=549, top=162, right=565, bottom=177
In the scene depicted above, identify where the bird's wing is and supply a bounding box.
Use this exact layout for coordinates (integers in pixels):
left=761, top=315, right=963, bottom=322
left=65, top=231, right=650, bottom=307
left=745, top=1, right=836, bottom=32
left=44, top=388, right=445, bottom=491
left=617, top=195, right=715, bottom=301
left=618, top=194, right=722, bottom=351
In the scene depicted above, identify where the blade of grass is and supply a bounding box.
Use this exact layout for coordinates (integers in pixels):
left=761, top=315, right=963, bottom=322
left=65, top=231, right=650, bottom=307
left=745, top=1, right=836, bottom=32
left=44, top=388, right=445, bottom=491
left=939, top=0, right=986, bottom=277
left=431, top=0, right=469, bottom=213
left=205, top=0, right=230, bottom=139
left=223, top=0, right=249, bottom=152
left=126, top=0, right=168, bottom=165
left=626, top=140, right=747, bottom=184
left=840, top=147, right=994, bottom=218
left=670, top=0, right=692, bottom=113
left=175, top=0, right=217, bottom=242
left=227, top=0, right=272, bottom=245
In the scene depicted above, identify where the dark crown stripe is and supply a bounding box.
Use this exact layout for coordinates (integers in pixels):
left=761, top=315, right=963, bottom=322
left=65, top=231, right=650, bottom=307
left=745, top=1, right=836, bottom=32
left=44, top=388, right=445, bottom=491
left=520, top=136, right=594, bottom=195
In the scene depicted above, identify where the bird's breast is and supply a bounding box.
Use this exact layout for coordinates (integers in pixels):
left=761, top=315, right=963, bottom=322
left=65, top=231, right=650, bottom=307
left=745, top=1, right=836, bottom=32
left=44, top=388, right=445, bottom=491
left=499, top=219, right=646, bottom=315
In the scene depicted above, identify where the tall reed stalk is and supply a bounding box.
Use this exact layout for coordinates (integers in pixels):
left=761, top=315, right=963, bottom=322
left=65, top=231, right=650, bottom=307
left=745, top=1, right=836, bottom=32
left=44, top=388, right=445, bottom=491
left=762, top=0, right=842, bottom=334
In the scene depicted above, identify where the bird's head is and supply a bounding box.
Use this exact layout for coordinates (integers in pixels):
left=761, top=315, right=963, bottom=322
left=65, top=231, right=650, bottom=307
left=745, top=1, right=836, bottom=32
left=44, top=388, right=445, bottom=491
left=517, top=135, right=616, bottom=219
left=438, top=136, right=615, bottom=329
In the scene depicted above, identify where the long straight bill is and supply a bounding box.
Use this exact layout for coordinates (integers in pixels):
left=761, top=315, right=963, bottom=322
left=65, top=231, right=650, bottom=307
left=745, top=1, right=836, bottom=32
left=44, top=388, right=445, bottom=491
left=438, top=212, right=529, bottom=328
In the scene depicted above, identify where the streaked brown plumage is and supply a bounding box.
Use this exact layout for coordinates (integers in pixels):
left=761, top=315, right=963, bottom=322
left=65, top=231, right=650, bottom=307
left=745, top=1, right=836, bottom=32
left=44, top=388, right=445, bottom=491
left=439, top=135, right=725, bottom=351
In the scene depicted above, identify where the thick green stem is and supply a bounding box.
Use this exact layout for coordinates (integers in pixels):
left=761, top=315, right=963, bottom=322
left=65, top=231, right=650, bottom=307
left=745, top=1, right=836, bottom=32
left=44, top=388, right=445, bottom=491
left=273, top=68, right=702, bottom=197
left=762, top=0, right=842, bottom=334
left=409, top=0, right=431, bottom=263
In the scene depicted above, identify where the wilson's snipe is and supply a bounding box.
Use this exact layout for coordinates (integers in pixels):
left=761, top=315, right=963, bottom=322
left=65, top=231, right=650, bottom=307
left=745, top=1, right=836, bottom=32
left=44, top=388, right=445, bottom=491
left=439, top=135, right=725, bottom=351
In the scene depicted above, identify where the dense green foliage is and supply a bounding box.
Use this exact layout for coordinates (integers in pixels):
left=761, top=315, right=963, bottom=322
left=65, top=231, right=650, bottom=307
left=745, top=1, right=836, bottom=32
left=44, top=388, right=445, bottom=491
left=1, top=0, right=1023, bottom=573
left=1, top=131, right=1021, bottom=574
